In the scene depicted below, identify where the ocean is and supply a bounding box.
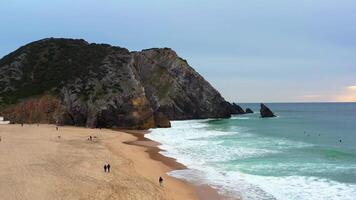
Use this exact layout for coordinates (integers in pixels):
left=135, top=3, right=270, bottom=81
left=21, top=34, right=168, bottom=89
left=146, top=103, right=356, bottom=200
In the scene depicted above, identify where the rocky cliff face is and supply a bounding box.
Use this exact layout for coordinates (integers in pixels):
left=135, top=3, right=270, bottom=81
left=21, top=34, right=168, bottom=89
left=0, top=38, right=233, bottom=129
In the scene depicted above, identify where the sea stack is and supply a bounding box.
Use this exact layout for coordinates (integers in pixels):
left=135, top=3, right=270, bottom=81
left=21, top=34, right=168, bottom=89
left=230, top=103, right=245, bottom=114
left=245, top=108, right=254, bottom=113
left=260, top=103, right=276, bottom=118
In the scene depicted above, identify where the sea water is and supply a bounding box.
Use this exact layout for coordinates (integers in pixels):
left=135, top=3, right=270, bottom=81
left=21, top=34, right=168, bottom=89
left=146, top=103, right=356, bottom=200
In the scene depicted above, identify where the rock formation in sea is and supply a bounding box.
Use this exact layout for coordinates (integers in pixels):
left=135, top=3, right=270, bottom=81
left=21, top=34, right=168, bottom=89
left=230, top=103, right=246, bottom=114
left=245, top=108, right=254, bottom=113
left=260, top=103, right=276, bottom=118
left=0, top=38, right=234, bottom=129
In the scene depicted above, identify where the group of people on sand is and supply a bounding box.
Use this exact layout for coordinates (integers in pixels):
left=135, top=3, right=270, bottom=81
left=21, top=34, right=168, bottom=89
left=102, top=163, right=164, bottom=186
left=88, top=136, right=97, bottom=141
left=103, top=164, right=111, bottom=173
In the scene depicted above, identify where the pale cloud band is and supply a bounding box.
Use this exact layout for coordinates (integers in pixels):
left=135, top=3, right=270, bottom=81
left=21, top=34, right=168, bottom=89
left=301, top=86, right=356, bottom=102
left=348, top=86, right=356, bottom=90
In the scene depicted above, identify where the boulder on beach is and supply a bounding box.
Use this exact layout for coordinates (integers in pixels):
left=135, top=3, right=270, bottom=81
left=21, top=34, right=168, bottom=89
left=245, top=108, right=254, bottom=113
left=260, top=103, right=276, bottom=118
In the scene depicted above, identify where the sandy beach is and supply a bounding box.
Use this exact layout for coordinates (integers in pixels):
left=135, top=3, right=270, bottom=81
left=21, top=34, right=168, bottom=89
left=0, top=124, right=225, bottom=200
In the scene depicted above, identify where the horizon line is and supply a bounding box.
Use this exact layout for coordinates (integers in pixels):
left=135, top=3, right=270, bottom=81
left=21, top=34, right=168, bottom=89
left=236, top=101, right=356, bottom=104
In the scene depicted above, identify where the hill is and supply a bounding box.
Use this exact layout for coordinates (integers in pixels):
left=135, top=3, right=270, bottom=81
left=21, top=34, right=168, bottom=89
left=0, top=38, right=233, bottom=129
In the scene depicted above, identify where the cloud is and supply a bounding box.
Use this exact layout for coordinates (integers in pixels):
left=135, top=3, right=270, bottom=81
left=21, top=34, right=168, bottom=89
left=347, top=85, right=356, bottom=90
left=333, top=86, right=356, bottom=102
left=302, top=95, right=322, bottom=99
left=335, top=94, right=356, bottom=102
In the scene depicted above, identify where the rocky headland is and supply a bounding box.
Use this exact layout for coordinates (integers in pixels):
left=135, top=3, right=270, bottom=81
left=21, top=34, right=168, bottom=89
left=0, top=38, right=236, bottom=129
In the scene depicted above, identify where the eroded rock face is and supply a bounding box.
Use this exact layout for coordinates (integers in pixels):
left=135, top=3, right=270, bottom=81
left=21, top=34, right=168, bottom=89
left=246, top=108, right=254, bottom=113
left=260, top=103, right=276, bottom=118
left=0, top=38, right=233, bottom=129
left=0, top=95, right=62, bottom=124
left=133, top=48, right=232, bottom=120
left=230, top=103, right=245, bottom=114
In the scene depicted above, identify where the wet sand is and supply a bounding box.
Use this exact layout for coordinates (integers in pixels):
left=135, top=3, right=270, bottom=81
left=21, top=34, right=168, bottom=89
left=124, top=130, right=232, bottom=200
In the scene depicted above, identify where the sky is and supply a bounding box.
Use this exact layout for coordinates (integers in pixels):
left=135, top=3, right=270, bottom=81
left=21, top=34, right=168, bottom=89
left=1, top=0, right=356, bottom=102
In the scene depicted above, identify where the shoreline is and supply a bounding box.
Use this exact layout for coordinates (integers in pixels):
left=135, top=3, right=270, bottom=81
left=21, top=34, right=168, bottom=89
left=122, top=129, right=233, bottom=200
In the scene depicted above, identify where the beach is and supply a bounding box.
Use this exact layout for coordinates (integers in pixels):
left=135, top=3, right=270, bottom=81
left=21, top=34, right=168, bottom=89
left=0, top=124, right=221, bottom=200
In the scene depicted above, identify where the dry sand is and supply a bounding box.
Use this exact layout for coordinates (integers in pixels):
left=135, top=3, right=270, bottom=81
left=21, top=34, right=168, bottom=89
left=0, top=124, right=224, bottom=200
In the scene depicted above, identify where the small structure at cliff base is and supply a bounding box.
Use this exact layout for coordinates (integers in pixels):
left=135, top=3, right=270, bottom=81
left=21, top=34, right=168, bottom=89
left=0, top=116, right=10, bottom=125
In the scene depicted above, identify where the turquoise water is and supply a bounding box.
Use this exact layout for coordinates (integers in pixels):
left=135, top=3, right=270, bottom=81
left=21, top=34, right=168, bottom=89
left=147, top=103, right=356, bottom=200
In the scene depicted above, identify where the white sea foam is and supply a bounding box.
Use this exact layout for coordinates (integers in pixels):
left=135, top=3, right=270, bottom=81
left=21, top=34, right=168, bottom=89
left=147, top=120, right=356, bottom=200
left=244, top=174, right=356, bottom=200
left=169, top=169, right=356, bottom=200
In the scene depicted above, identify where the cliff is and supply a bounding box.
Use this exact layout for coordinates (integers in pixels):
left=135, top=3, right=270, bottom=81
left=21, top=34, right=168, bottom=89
left=0, top=38, right=233, bottom=129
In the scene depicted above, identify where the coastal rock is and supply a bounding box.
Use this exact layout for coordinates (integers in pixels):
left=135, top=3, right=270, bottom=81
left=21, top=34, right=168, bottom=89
left=260, top=103, right=276, bottom=118
left=154, top=112, right=171, bottom=128
left=230, top=103, right=245, bottom=114
left=133, top=48, right=232, bottom=120
left=245, top=108, right=254, bottom=113
left=0, top=38, right=233, bottom=129
left=0, top=95, right=62, bottom=124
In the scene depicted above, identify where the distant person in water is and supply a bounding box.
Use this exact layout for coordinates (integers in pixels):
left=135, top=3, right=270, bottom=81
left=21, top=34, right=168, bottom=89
left=104, top=164, right=107, bottom=172
left=340, top=139, right=342, bottom=143
left=107, top=164, right=111, bottom=173
left=159, top=177, right=163, bottom=187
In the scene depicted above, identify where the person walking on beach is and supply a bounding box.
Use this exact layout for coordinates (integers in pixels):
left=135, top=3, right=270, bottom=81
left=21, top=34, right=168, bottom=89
left=104, top=164, right=107, bottom=172
left=159, top=177, right=163, bottom=187
left=107, top=164, right=111, bottom=173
